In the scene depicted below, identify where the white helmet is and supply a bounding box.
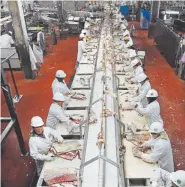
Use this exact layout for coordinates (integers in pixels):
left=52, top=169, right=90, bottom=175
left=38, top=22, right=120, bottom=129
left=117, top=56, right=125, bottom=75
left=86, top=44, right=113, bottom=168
left=149, top=122, right=164, bottom=133
left=123, top=30, right=130, bottom=37
left=146, top=89, right=158, bottom=98
left=86, top=17, right=90, bottom=21
left=136, top=73, right=147, bottom=83
left=56, top=70, right=66, bottom=78
left=84, top=25, right=89, bottom=29
left=53, top=92, right=65, bottom=101
left=31, top=116, right=44, bottom=127
left=131, top=58, right=140, bottom=67
left=79, top=33, right=85, bottom=38
left=170, top=170, right=185, bottom=187
left=129, top=51, right=137, bottom=58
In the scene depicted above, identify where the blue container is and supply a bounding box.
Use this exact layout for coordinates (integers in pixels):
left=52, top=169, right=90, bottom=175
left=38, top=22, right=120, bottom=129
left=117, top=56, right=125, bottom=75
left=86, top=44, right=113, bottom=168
left=140, top=9, right=150, bottom=29
left=120, top=5, right=129, bottom=17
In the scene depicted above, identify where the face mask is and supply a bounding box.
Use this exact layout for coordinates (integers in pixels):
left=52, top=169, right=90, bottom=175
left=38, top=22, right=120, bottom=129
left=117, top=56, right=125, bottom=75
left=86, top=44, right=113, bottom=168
left=57, top=78, right=64, bottom=83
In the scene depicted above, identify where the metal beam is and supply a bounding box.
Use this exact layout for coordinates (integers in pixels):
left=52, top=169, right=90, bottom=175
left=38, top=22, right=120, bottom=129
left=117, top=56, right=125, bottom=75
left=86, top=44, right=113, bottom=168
left=7, top=0, right=34, bottom=79
left=1, top=66, right=27, bottom=155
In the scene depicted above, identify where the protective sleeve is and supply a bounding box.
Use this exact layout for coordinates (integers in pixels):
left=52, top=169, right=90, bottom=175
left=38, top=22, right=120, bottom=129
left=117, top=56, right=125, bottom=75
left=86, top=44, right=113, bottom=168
left=10, top=37, right=14, bottom=44
left=29, top=139, right=49, bottom=161
left=135, top=104, right=150, bottom=116
left=141, top=153, right=156, bottom=163
left=49, top=128, right=64, bottom=143
left=55, top=109, right=71, bottom=125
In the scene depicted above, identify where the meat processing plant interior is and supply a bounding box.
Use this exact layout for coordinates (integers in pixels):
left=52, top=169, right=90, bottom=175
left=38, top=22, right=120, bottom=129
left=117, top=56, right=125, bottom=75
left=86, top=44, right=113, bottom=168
left=1, top=1, right=185, bottom=187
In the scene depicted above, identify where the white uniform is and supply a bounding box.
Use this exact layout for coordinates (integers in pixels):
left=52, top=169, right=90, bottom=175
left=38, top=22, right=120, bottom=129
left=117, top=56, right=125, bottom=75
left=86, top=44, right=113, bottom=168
left=0, top=34, right=14, bottom=48
left=131, top=80, right=151, bottom=106
left=77, top=40, right=87, bottom=63
left=131, top=66, right=144, bottom=82
left=136, top=100, right=163, bottom=126
left=29, top=127, right=63, bottom=175
left=46, top=102, right=77, bottom=134
left=51, top=78, right=70, bottom=96
left=142, top=137, right=174, bottom=172
left=120, top=37, right=133, bottom=49
left=150, top=168, right=172, bottom=187
left=37, top=31, right=45, bottom=51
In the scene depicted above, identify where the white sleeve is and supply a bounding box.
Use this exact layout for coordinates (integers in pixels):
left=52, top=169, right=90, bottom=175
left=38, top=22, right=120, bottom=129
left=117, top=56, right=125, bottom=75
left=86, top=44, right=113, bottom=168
left=10, top=37, right=14, bottom=44
left=29, top=139, right=48, bottom=161
left=81, top=42, right=87, bottom=53
left=141, top=153, right=156, bottom=163
left=135, top=104, right=150, bottom=116
left=54, top=109, right=71, bottom=125
left=49, top=128, right=64, bottom=142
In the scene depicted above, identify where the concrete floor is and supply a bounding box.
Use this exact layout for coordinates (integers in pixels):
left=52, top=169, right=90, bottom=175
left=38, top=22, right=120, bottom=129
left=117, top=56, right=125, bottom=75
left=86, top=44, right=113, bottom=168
left=1, top=23, right=185, bottom=187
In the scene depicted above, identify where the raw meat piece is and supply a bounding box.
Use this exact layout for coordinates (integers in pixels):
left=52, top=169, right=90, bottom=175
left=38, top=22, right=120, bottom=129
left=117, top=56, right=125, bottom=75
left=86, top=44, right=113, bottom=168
left=70, top=114, right=84, bottom=124
left=70, top=92, right=87, bottom=100
left=59, top=151, right=81, bottom=161
left=44, top=168, right=77, bottom=185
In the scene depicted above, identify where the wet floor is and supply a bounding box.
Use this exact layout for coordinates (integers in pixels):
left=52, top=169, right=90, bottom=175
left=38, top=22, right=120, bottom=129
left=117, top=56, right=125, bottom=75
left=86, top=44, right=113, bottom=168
left=1, top=23, right=185, bottom=187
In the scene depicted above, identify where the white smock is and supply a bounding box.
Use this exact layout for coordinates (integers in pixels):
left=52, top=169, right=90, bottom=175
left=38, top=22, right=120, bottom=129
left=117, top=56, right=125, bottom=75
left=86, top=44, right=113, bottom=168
left=136, top=100, right=163, bottom=126
left=51, top=78, right=70, bottom=96
left=46, top=102, right=77, bottom=135
left=29, top=127, right=63, bottom=175
left=142, top=137, right=174, bottom=172
left=131, top=66, right=144, bottom=82
left=0, top=34, right=14, bottom=48
left=131, top=80, right=151, bottom=107
left=77, top=40, right=87, bottom=62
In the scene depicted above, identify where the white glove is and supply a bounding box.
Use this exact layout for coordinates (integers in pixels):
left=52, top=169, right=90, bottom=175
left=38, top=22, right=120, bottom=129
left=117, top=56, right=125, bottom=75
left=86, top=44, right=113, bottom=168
left=45, top=155, right=54, bottom=161
left=57, top=137, right=64, bottom=144
left=150, top=181, right=158, bottom=187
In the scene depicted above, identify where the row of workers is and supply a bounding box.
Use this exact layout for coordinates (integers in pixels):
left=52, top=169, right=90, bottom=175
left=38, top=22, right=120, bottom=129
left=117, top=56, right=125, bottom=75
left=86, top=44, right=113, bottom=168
left=113, top=8, right=185, bottom=187
left=28, top=17, right=97, bottom=175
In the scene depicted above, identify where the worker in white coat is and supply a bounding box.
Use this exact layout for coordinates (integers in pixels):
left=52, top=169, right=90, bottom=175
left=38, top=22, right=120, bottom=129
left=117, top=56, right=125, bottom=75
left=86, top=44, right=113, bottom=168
left=133, top=122, right=174, bottom=172
left=51, top=70, right=70, bottom=96
left=130, top=58, right=144, bottom=82
left=29, top=116, right=63, bottom=175
left=0, top=31, right=14, bottom=48
left=134, top=89, right=163, bottom=126
left=46, top=92, right=78, bottom=135
left=120, top=16, right=128, bottom=28
left=37, top=27, right=45, bottom=52
left=77, top=33, right=87, bottom=67
left=150, top=168, right=185, bottom=187
left=129, top=73, right=151, bottom=107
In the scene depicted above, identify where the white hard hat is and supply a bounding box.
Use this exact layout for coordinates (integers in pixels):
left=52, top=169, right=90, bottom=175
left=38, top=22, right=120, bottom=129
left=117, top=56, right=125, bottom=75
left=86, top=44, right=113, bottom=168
left=53, top=92, right=65, bottom=101
left=79, top=33, right=85, bottom=38
left=146, top=89, right=158, bottom=98
left=86, top=17, right=90, bottom=21
left=56, top=70, right=66, bottom=78
left=136, top=73, right=147, bottom=83
left=120, top=24, right=126, bottom=30
left=123, top=30, right=130, bottom=37
left=81, top=29, right=87, bottom=34
left=170, top=170, right=185, bottom=187
left=131, top=58, right=140, bottom=67
left=149, top=122, right=164, bottom=134
left=31, top=116, right=44, bottom=127
left=129, top=51, right=137, bottom=58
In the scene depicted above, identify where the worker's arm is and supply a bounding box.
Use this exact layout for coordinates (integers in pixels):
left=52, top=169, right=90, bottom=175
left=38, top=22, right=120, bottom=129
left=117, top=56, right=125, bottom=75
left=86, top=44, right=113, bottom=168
left=10, top=37, right=15, bottom=47
left=135, top=104, right=150, bottom=116
left=55, top=109, right=71, bottom=125
left=141, top=146, right=164, bottom=164
left=29, top=139, right=52, bottom=161
left=48, top=128, right=64, bottom=143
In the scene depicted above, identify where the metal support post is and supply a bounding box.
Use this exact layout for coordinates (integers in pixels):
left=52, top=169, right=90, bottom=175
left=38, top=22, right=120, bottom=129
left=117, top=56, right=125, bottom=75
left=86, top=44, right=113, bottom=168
left=1, top=66, right=27, bottom=155
left=6, top=59, right=23, bottom=103
left=7, top=0, right=34, bottom=79
left=150, top=1, right=161, bottom=22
